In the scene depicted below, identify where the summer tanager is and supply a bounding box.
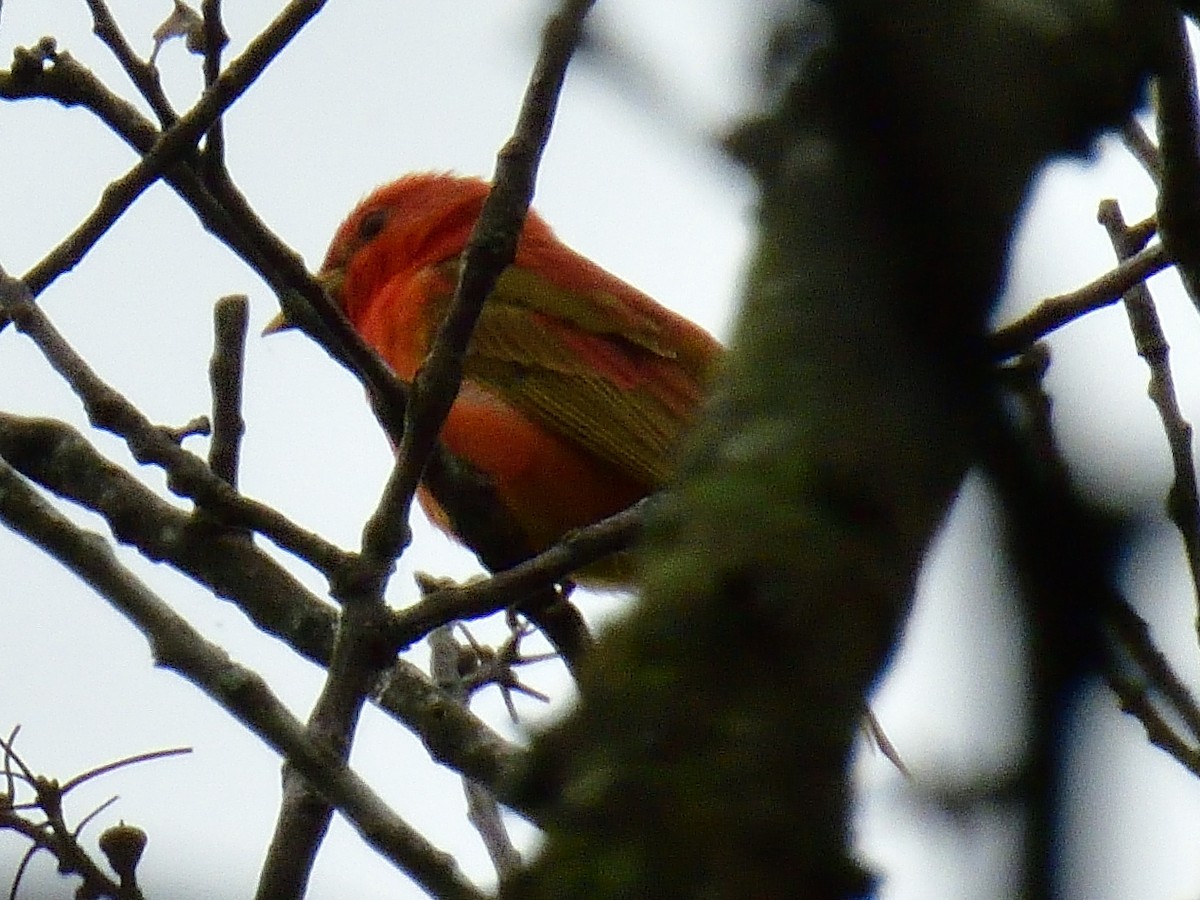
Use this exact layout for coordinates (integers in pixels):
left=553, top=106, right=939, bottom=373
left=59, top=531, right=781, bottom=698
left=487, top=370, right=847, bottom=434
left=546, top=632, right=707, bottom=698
left=271, top=172, right=722, bottom=584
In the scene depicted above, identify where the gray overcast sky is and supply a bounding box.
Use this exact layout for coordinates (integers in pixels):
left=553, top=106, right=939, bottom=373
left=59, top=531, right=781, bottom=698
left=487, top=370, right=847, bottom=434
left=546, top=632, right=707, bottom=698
left=1, top=3, right=1199, bottom=898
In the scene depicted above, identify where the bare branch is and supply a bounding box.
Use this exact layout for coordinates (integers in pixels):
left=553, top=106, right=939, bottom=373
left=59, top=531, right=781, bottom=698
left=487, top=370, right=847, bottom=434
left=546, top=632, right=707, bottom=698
left=85, top=0, right=178, bottom=127
left=207, top=294, right=248, bottom=489
left=1100, top=200, right=1200, bottom=642
left=990, top=242, right=1170, bottom=358
left=0, top=271, right=350, bottom=575
left=258, top=564, right=395, bottom=896
left=199, top=0, right=230, bottom=174
left=0, top=458, right=485, bottom=899
left=20, top=0, right=327, bottom=297
left=392, top=501, right=643, bottom=648
left=429, top=627, right=522, bottom=880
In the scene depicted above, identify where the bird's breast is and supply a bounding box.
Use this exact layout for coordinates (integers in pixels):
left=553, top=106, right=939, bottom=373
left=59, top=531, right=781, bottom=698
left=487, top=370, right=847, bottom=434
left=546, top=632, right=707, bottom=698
left=421, top=381, right=648, bottom=557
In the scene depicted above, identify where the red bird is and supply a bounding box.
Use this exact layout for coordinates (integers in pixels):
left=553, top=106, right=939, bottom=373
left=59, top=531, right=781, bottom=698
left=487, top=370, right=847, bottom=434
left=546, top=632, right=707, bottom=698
left=277, top=173, right=722, bottom=583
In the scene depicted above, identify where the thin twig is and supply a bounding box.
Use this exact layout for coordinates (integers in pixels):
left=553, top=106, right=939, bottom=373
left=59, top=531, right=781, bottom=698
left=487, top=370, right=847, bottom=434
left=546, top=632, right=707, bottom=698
left=989, top=242, right=1171, bottom=358
left=0, top=412, right=339, bottom=649
left=391, top=501, right=643, bottom=649
left=200, top=0, right=228, bottom=175
left=59, top=747, right=193, bottom=794
left=22, top=0, right=328, bottom=297
left=0, top=270, right=350, bottom=575
left=0, top=44, right=266, bottom=295
left=429, top=626, right=522, bottom=880
left=1099, top=199, right=1200, bottom=650
left=84, top=0, right=177, bottom=127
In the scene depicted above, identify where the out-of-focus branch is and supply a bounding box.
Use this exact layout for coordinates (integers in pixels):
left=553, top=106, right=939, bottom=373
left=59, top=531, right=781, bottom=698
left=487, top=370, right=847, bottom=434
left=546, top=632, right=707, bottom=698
left=1120, top=118, right=1162, bottom=183
left=1105, top=598, right=1200, bottom=773
left=1154, top=12, right=1200, bottom=312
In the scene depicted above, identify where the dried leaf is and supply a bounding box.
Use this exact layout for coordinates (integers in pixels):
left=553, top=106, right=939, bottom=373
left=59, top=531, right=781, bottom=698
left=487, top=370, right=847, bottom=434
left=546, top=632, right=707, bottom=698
left=149, top=0, right=204, bottom=65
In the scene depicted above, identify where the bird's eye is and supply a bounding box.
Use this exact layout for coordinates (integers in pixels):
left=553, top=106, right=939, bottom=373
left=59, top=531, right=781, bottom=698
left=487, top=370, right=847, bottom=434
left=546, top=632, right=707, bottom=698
left=357, top=208, right=389, bottom=243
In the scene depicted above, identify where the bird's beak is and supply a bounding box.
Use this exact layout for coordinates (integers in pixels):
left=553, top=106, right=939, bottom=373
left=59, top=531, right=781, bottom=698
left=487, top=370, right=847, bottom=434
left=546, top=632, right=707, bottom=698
left=262, top=268, right=345, bottom=336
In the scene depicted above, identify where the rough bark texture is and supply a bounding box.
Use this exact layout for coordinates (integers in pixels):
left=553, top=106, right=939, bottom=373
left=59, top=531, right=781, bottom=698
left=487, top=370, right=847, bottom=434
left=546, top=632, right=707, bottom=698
left=500, top=3, right=1166, bottom=897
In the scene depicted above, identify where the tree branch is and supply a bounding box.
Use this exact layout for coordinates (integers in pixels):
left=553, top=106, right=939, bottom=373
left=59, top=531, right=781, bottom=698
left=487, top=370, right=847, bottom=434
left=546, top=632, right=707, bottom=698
left=989, top=241, right=1170, bottom=358
left=0, top=456, right=484, bottom=899
left=22, top=0, right=326, bottom=297
left=0, top=269, right=350, bottom=575
left=207, top=294, right=247, bottom=489
left=0, top=411, right=526, bottom=809
left=84, top=0, right=178, bottom=127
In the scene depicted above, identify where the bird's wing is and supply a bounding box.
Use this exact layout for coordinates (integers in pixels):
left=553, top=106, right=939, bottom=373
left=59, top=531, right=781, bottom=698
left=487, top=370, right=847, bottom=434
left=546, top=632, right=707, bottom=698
left=435, top=260, right=719, bottom=488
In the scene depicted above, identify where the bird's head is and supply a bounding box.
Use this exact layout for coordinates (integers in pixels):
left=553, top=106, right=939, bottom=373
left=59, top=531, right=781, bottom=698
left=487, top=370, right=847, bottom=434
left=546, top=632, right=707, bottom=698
left=263, top=172, right=490, bottom=335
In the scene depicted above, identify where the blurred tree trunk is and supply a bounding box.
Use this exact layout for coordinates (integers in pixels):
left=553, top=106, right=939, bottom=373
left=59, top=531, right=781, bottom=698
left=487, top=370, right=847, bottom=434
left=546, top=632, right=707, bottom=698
left=501, top=3, right=1167, bottom=897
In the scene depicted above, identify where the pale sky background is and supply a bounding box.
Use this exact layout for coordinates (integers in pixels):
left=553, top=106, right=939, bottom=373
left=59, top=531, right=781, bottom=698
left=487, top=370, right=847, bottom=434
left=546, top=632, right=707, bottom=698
left=1, top=3, right=1199, bottom=899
